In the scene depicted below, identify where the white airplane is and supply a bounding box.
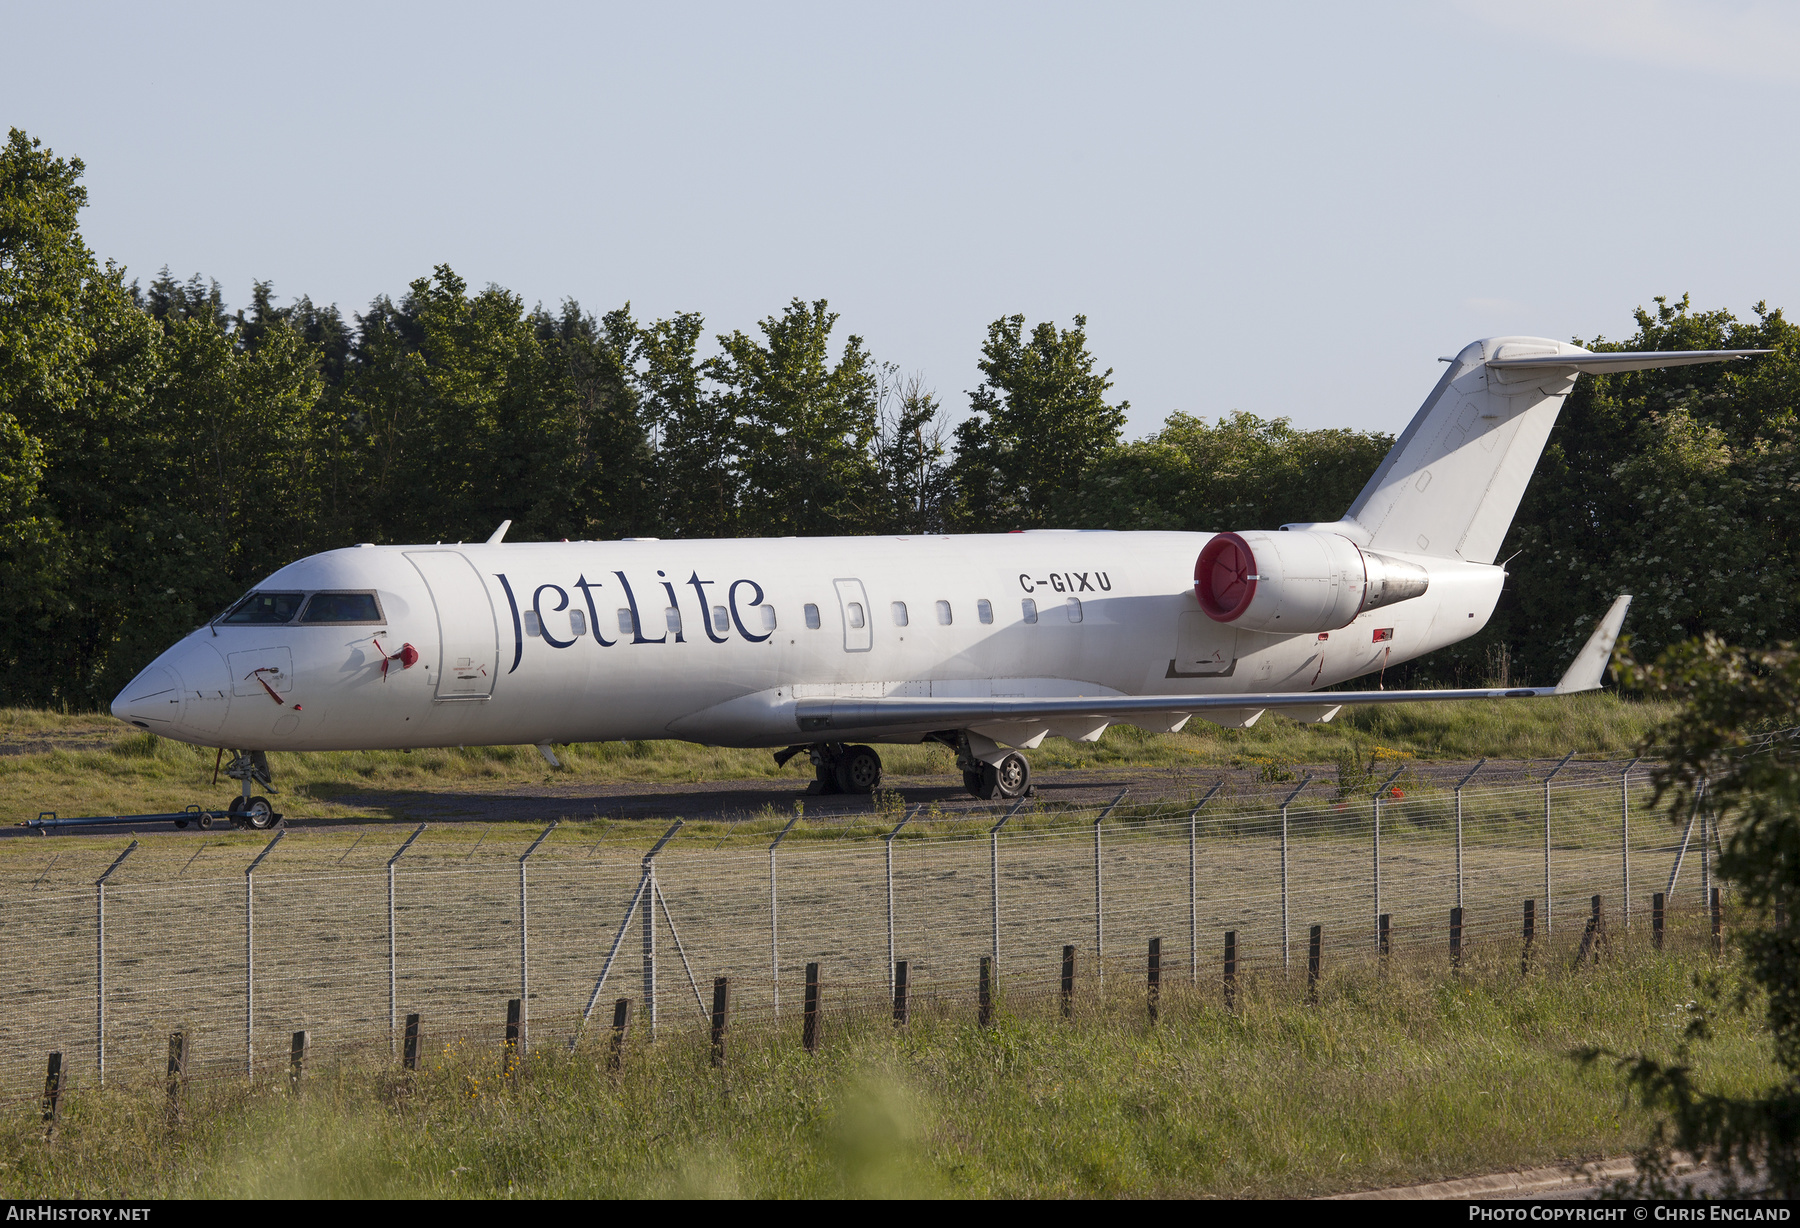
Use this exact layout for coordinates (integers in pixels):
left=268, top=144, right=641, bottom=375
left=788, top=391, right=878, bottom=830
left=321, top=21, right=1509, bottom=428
left=111, top=336, right=1764, bottom=827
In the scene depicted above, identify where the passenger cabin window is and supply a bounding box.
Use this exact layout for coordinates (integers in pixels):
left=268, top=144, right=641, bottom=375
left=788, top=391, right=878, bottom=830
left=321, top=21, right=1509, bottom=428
left=221, top=591, right=305, bottom=624
left=617, top=608, right=635, bottom=636
left=1066, top=597, right=1083, bottom=623
left=761, top=605, right=778, bottom=632
left=569, top=610, right=587, bottom=637
left=804, top=603, right=822, bottom=629
left=524, top=611, right=543, bottom=637
left=665, top=607, right=683, bottom=635
left=1021, top=598, right=1038, bottom=624
left=847, top=602, right=865, bottom=629
left=891, top=601, right=909, bottom=627
left=977, top=599, right=994, bottom=625
left=936, top=600, right=952, bottom=625
left=299, top=591, right=383, bottom=624
left=712, top=606, right=730, bottom=634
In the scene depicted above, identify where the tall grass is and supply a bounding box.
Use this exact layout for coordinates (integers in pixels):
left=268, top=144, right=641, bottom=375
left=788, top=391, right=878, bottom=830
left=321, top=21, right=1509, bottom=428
left=0, top=939, right=1769, bottom=1198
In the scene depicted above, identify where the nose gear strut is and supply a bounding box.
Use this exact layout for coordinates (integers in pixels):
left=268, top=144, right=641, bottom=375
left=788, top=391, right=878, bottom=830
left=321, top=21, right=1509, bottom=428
left=220, top=749, right=281, bottom=829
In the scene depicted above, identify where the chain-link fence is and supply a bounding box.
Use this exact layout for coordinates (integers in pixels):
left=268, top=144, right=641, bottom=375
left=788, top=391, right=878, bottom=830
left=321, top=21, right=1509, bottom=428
left=0, top=755, right=1730, bottom=1104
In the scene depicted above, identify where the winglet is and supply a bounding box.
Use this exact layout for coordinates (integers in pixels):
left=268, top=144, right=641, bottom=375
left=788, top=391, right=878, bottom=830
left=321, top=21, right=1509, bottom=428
left=486, top=519, right=512, bottom=545
left=1553, top=595, right=1633, bottom=694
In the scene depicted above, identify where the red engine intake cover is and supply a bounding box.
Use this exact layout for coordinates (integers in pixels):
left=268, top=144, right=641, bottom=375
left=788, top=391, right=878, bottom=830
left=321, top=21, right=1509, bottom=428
left=1195, top=532, right=1257, bottom=622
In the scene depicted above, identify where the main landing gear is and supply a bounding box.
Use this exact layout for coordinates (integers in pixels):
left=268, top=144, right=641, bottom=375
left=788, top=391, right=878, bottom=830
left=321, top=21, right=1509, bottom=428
left=774, top=742, right=885, bottom=796
left=952, top=733, right=1032, bottom=801
left=773, top=735, right=1032, bottom=802
left=182, top=749, right=282, bottom=830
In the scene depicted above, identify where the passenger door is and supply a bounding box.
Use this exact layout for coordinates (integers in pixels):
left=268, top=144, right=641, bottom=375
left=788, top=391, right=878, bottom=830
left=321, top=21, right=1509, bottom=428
left=833, top=578, right=872, bottom=653
left=405, top=550, right=499, bottom=699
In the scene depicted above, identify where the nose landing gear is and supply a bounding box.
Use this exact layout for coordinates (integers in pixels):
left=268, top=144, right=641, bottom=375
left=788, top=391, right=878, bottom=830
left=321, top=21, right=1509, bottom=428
left=220, top=750, right=282, bottom=829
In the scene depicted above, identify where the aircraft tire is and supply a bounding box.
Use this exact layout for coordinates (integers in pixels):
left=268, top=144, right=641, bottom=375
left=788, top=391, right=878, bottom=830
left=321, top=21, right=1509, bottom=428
left=982, top=752, right=1031, bottom=800
left=962, top=769, right=984, bottom=797
left=243, top=795, right=277, bottom=830
left=835, top=745, right=883, bottom=795
left=174, top=819, right=188, bottom=829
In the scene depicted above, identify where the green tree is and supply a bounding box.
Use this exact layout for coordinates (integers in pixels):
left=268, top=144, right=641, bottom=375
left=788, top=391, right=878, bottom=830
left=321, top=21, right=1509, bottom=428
left=868, top=369, right=951, bottom=534
left=638, top=310, right=736, bottom=538
left=1074, top=410, right=1392, bottom=531
left=950, top=314, right=1127, bottom=530
left=1595, top=635, right=1800, bottom=1197
left=709, top=298, right=878, bottom=536
left=535, top=301, right=654, bottom=541
left=1492, top=296, right=1800, bottom=685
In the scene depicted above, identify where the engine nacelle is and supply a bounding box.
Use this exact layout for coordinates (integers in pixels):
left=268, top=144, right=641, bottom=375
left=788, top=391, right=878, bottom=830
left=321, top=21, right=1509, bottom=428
left=1194, top=530, right=1429, bottom=634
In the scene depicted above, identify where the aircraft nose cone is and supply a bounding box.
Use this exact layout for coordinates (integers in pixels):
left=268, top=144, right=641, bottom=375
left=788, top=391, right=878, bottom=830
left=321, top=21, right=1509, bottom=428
left=112, top=665, right=183, bottom=730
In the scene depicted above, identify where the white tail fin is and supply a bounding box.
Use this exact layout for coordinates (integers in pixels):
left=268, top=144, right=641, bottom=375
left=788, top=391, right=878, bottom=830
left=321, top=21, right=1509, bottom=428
left=1299, top=338, right=1766, bottom=564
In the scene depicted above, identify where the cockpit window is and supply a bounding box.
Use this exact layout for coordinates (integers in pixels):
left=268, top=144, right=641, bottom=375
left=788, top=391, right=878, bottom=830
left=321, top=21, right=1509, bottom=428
left=219, top=591, right=306, bottom=624
left=300, top=591, right=384, bottom=624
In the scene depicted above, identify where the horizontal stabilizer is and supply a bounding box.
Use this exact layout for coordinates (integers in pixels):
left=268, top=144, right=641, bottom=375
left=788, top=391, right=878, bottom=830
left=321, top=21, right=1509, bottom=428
left=1487, top=349, right=1769, bottom=375
left=1553, top=594, right=1632, bottom=694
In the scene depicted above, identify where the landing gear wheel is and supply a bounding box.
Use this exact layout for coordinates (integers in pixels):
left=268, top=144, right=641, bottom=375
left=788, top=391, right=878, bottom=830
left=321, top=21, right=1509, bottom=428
left=810, top=757, right=843, bottom=795
left=241, top=796, right=277, bottom=830
left=834, top=745, right=883, bottom=795
left=198, top=812, right=214, bottom=830
left=962, top=769, right=984, bottom=797
left=174, top=819, right=189, bottom=829
left=979, top=752, right=1031, bottom=800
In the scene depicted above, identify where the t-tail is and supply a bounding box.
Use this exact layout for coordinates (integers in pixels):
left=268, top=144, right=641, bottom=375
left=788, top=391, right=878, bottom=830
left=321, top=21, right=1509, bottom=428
left=1289, top=336, right=1768, bottom=563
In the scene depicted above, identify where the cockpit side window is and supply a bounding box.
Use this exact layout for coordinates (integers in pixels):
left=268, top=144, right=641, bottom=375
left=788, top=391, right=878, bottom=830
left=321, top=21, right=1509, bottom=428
left=299, top=591, right=384, bottom=624
left=220, top=591, right=307, bottom=624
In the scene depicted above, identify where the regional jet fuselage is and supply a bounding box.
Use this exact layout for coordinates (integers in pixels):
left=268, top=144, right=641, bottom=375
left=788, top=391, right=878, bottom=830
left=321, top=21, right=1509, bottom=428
left=111, top=336, right=1763, bottom=823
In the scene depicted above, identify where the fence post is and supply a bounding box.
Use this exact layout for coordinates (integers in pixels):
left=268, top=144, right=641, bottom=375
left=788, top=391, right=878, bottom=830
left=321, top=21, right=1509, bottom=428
left=506, top=998, right=522, bottom=1056
left=1712, top=887, right=1723, bottom=956
left=1544, top=751, right=1577, bottom=937
left=1223, top=930, right=1238, bottom=1009
left=885, top=808, right=918, bottom=997
left=990, top=798, right=1025, bottom=982
left=1653, top=892, right=1665, bottom=950
left=1307, top=924, right=1322, bottom=1003
left=387, top=824, right=426, bottom=1058
left=1378, top=913, right=1391, bottom=958
left=1450, top=906, right=1464, bottom=969
left=769, top=814, right=799, bottom=1020
left=607, top=998, right=632, bottom=1071
left=1279, top=775, right=1313, bottom=969
left=94, top=839, right=137, bottom=1087
left=1060, top=944, right=1076, bottom=1019
left=711, top=976, right=731, bottom=1066
left=1094, top=789, right=1127, bottom=986
left=403, top=1012, right=422, bottom=1071
left=245, top=830, right=284, bottom=1079
left=978, top=956, right=993, bottom=1027
left=42, top=1052, right=62, bottom=1134
left=1372, top=767, right=1405, bottom=949
left=1522, top=898, right=1537, bottom=974
left=802, top=963, right=821, bottom=1054
left=1621, top=758, right=1639, bottom=930
left=892, top=961, right=910, bottom=1026
left=166, top=1030, right=188, bottom=1122
left=640, top=821, right=683, bottom=1042
left=1147, top=937, right=1162, bottom=1024
left=1701, top=799, right=1712, bottom=911
left=1190, top=780, right=1223, bottom=983
left=1454, top=759, right=1486, bottom=911
left=518, top=820, right=558, bottom=1054
left=289, top=1030, right=309, bottom=1095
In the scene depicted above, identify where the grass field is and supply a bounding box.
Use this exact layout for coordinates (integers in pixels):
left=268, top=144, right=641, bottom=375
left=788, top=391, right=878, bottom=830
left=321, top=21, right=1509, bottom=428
left=0, top=939, right=1768, bottom=1199
left=0, top=694, right=1674, bottom=825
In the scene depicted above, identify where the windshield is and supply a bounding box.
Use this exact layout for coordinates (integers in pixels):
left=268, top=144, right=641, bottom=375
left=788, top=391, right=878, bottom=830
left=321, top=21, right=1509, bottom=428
left=300, top=592, right=383, bottom=623
left=219, top=591, right=306, bottom=624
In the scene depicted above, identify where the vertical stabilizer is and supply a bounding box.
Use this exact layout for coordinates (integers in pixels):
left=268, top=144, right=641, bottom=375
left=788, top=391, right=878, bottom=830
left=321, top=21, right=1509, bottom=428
left=1316, top=337, right=1765, bottom=565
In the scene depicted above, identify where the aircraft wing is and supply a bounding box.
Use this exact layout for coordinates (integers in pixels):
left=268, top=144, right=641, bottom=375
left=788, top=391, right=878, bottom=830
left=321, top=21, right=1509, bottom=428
left=793, top=595, right=1631, bottom=737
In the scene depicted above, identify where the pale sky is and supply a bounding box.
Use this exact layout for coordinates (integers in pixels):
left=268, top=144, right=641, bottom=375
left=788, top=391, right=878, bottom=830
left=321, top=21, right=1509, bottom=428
left=4, top=1, right=1795, bottom=437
